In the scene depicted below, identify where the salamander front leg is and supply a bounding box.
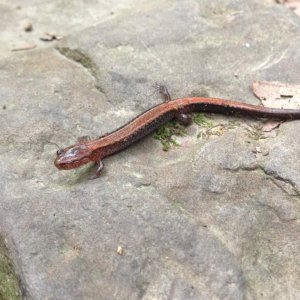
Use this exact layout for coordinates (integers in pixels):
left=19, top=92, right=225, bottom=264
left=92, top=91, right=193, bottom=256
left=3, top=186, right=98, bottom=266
left=77, top=135, right=91, bottom=143
left=88, top=160, right=104, bottom=180
left=96, top=160, right=104, bottom=177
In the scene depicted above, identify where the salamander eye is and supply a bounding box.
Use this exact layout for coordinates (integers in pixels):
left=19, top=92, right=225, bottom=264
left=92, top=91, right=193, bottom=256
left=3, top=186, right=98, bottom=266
left=56, top=149, right=64, bottom=156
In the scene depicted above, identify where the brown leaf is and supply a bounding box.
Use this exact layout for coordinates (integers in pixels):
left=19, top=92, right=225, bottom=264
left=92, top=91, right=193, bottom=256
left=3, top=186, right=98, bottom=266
left=252, top=81, right=300, bottom=109
left=11, top=43, right=36, bottom=51
left=40, top=32, right=63, bottom=42
left=285, top=2, right=300, bottom=16
left=262, top=120, right=283, bottom=132
left=277, top=0, right=300, bottom=16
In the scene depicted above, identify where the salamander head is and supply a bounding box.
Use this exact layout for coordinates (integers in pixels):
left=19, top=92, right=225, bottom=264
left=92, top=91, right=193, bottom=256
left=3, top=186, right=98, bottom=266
left=54, top=144, right=93, bottom=170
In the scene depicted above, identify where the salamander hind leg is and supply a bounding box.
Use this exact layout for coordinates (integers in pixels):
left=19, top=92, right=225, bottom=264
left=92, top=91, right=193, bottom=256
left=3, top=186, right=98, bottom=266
left=175, top=111, right=192, bottom=126
left=154, top=83, right=192, bottom=125
left=154, top=83, right=172, bottom=102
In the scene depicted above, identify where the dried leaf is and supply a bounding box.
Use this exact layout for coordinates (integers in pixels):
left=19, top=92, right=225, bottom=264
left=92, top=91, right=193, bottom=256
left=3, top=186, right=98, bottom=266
left=285, top=2, right=300, bottom=16
left=40, top=32, right=63, bottom=42
left=277, top=0, right=300, bottom=16
left=252, top=146, right=269, bottom=156
left=252, top=146, right=262, bottom=154
left=261, top=120, right=283, bottom=132
left=252, top=81, right=300, bottom=109
left=11, top=43, right=36, bottom=51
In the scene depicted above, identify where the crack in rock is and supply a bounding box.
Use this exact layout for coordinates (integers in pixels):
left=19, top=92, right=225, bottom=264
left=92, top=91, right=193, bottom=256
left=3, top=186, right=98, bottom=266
left=255, top=200, right=297, bottom=223
left=55, top=47, right=109, bottom=101
left=56, top=47, right=97, bottom=78
left=259, top=168, right=300, bottom=197
left=224, top=165, right=299, bottom=196
left=224, top=165, right=299, bottom=222
left=268, top=176, right=299, bottom=197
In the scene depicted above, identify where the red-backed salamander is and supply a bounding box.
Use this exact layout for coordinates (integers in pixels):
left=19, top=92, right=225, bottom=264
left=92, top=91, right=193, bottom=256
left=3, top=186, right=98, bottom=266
left=54, top=86, right=300, bottom=177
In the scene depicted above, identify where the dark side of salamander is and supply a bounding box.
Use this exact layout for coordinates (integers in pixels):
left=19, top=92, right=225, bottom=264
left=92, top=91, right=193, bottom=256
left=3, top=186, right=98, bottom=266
left=54, top=85, right=300, bottom=177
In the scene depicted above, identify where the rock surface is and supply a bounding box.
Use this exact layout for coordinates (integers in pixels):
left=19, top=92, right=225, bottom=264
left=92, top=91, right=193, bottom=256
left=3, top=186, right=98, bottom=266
left=1, top=0, right=300, bottom=299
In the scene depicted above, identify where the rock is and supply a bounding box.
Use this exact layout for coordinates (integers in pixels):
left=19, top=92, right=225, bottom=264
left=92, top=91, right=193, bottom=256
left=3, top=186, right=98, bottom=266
left=0, top=0, right=300, bottom=299
left=23, top=21, right=33, bottom=32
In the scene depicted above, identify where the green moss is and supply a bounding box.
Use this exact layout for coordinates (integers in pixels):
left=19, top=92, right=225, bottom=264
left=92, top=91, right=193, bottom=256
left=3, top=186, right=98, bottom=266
left=0, top=237, right=22, bottom=300
left=153, top=113, right=241, bottom=150
left=192, top=113, right=213, bottom=128
left=153, top=113, right=214, bottom=151
left=153, top=120, right=186, bottom=151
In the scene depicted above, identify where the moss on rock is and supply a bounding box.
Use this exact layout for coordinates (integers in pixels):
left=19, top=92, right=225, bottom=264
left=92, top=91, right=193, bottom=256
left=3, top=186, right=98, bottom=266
left=0, top=236, right=22, bottom=300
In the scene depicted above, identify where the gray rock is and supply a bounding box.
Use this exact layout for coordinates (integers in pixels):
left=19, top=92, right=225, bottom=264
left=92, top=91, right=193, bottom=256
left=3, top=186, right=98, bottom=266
left=0, top=0, right=300, bottom=299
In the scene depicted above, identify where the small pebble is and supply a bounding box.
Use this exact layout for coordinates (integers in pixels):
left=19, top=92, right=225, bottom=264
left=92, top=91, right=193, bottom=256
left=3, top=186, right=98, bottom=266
left=24, top=21, right=33, bottom=32
left=117, top=246, right=123, bottom=255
